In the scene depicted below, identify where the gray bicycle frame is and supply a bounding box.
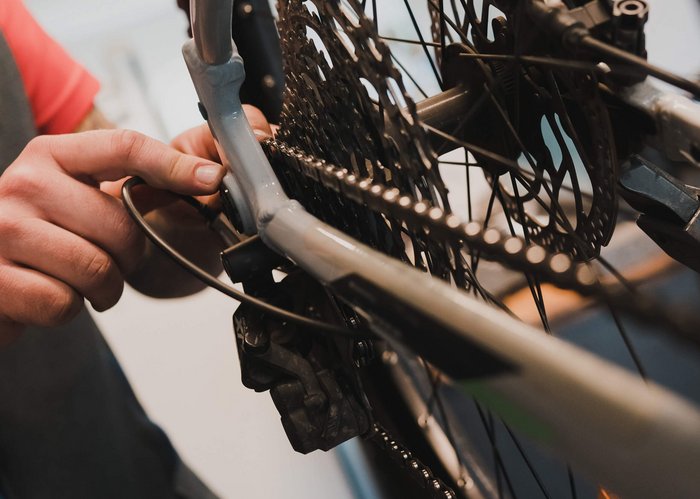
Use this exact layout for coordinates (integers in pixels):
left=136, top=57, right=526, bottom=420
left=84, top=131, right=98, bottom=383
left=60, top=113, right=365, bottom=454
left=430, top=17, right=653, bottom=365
left=183, top=1, right=700, bottom=497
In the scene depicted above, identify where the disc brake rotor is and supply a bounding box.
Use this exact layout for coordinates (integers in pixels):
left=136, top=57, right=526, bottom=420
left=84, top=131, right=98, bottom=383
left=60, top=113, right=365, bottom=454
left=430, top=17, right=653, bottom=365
left=429, top=0, right=618, bottom=258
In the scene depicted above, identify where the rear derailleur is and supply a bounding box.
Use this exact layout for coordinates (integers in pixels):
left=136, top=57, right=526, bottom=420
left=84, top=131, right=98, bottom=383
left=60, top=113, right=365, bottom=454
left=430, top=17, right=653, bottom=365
left=221, top=235, right=373, bottom=453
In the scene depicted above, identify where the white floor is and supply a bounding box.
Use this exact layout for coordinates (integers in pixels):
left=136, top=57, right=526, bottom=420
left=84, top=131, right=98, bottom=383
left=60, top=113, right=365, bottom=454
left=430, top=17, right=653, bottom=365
left=23, top=1, right=355, bottom=498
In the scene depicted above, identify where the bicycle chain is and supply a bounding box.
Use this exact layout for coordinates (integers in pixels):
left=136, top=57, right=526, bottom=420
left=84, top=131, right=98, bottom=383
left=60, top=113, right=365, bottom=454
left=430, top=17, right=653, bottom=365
left=264, top=137, right=700, bottom=345
left=264, top=138, right=597, bottom=294
left=274, top=0, right=485, bottom=295
left=367, top=423, right=456, bottom=499
left=268, top=0, right=699, bottom=492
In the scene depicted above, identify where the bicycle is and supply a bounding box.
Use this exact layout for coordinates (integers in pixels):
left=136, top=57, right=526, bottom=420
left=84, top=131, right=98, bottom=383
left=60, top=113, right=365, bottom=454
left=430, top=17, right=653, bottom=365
left=125, top=0, right=700, bottom=497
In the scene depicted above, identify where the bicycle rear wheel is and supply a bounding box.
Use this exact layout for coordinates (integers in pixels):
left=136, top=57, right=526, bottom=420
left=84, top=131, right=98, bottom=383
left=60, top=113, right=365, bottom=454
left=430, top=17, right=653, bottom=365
left=262, top=0, right=700, bottom=497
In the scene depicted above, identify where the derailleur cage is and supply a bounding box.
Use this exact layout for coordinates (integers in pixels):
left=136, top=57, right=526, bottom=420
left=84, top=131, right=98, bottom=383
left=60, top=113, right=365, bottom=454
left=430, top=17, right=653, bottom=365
left=222, top=238, right=372, bottom=453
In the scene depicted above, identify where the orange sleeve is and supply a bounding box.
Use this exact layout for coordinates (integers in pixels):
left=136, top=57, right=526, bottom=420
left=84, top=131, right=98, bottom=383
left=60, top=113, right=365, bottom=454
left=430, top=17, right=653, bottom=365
left=0, top=0, right=100, bottom=134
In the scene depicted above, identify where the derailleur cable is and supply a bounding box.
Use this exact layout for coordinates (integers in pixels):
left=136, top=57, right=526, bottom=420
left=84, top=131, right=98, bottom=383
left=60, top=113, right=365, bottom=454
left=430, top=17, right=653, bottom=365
left=121, top=176, right=361, bottom=338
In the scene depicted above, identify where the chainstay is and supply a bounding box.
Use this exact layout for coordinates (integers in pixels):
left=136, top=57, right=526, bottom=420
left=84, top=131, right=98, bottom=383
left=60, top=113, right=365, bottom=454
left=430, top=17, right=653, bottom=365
left=367, top=423, right=456, bottom=499
left=262, top=138, right=700, bottom=346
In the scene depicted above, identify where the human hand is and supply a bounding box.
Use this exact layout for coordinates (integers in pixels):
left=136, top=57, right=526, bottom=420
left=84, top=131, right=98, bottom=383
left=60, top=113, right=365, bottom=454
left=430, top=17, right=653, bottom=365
left=0, top=130, right=225, bottom=345
left=111, top=105, right=275, bottom=297
left=170, top=104, right=274, bottom=161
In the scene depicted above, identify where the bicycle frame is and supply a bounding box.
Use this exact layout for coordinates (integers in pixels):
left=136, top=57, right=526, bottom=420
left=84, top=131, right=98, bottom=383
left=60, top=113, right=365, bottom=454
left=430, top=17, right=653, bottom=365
left=183, top=1, right=700, bottom=496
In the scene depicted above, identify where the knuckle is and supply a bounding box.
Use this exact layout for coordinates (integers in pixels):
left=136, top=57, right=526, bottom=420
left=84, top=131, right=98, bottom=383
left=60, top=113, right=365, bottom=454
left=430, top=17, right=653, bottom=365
left=23, top=135, right=52, bottom=155
left=0, top=217, right=25, bottom=241
left=111, top=208, right=137, bottom=242
left=109, top=208, right=142, bottom=257
left=111, top=129, right=147, bottom=164
left=166, top=151, right=185, bottom=180
left=0, top=166, right=46, bottom=198
left=81, top=251, right=115, bottom=286
left=43, top=288, right=80, bottom=326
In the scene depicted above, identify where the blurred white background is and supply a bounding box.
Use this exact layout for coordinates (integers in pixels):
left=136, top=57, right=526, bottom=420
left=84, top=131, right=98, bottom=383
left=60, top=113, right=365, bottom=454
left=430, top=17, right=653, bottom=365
left=23, top=1, right=356, bottom=498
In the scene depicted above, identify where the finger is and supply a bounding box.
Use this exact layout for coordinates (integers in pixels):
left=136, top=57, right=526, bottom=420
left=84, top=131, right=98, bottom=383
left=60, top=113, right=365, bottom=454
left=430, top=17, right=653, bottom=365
left=171, top=105, right=272, bottom=160
left=21, top=130, right=226, bottom=194
left=171, top=123, right=221, bottom=161
left=1, top=168, right=146, bottom=273
left=101, top=178, right=181, bottom=214
left=243, top=104, right=273, bottom=138
left=0, top=258, right=83, bottom=327
left=0, top=218, right=124, bottom=311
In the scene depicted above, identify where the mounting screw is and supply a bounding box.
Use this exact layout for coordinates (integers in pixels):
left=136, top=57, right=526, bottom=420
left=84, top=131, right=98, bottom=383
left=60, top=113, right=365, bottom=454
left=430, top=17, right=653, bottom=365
left=238, top=2, right=254, bottom=17
left=262, top=74, right=277, bottom=89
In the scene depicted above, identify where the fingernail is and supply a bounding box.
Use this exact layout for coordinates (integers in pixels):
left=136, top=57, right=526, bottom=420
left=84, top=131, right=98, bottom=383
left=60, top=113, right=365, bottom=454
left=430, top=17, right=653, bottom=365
left=195, top=163, right=223, bottom=185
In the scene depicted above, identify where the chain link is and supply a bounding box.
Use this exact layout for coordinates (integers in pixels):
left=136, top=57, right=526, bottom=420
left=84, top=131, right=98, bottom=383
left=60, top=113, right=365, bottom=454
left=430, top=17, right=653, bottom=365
left=264, top=137, right=700, bottom=345
left=264, top=138, right=598, bottom=294
left=367, top=423, right=457, bottom=499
